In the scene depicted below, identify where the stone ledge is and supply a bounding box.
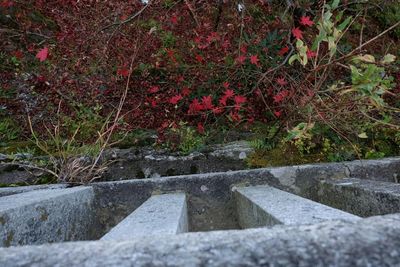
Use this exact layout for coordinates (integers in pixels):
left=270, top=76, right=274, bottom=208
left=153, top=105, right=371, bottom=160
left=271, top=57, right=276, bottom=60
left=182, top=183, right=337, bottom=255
left=318, top=177, right=400, bottom=217
left=90, top=157, right=400, bottom=232
left=0, top=214, right=399, bottom=266
left=0, top=184, right=67, bottom=197
left=101, top=193, right=188, bottom=241
left=234, top=185, right=360, bottom=228
left=0, top=187, right=96, bottom=247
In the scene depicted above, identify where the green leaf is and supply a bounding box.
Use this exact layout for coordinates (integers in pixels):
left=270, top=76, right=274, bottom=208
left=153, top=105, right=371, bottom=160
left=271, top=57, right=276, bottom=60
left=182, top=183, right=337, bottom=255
left=381, top=54, right=396, bottom=64
left=358, top=132, right=368, bottom=139
left=353, top=54, right=376, bottom=63
left=289, top=55, right=300, bottom=65
left=335, top=11, right=344, bottom=22
left=331, top=0, right=340, bottom=9
left=338, top=16, right=352, bottom=31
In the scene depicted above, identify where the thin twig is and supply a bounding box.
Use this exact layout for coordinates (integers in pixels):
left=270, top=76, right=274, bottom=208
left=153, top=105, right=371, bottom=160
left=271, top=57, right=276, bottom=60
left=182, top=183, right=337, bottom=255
left=90, top=45, right=138, bottom=173
left=185, top=0, right=200, bottom=27
left=101, top=3, right=151, bottom=31
left=313, top=21, right=400, bottom=72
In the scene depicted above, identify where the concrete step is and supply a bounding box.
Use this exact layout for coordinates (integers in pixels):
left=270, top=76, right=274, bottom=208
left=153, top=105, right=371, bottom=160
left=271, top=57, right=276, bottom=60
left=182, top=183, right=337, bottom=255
left=101, top=193, right=188, bottom=241
left=233, top=185, right=360, bottom=228
left=0, top=187, right=95, bottom=247
left=318, top=178, right=400, bottom=217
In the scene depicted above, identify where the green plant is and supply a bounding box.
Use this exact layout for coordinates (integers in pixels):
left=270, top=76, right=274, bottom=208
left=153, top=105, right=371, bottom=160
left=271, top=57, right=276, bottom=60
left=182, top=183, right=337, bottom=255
left=285, top=122, right=316, bottom=154
left=172, top=122, right=206, bottom=155
left=163, top=0, right=177, bottom=9
left=15, top=57, right=136, bottom=184
left=365, top=149, right=385, bottom=159
left=248, top=139, right=266, bottom=150
left=0, top=118, right=21, bottom=143
left=290, top=0, right=352, bottom=66
left=342, top=54, right=396, bottom=107
left=61, top=103, right=107, bottom=142
left=372, top=2, right=400, bottom=39
left=161, top=31, right=176, bottom=48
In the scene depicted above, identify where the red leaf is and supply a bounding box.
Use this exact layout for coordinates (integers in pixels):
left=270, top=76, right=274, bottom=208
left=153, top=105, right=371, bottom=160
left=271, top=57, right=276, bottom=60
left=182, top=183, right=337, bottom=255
left=36, top=47, right=49, bottom=62
left=276, top=77, right=288, bottom=86
left=234, top=95, right=247, bottom=105
left=206, top=32, right=219, bottom=43
left=274, top=110, right=282, bottom=117
left=300, top=16, right=314, bottom=27
left=151, top=99, right=158, bottom=108
left=148, top=86, right=160, bottom=93
left=212, top=107, right=223, bottom=114
left=236, top=55, right=247, bottom=65
left=307, top=49, right=317, bottom=59
left=117, top=68, right=129, bottom=77
left=223, top=81, right=230, bottom=89
left=202, top=95, right=214, bottom=110
left=182, top=87, right=191, bottom=96
left=0, top=0, right=14, bottom=7
left=219, top=96, right=228, bottom=106
left=13, top=50, right=24, bottom=59
left=292, top=27, right=303, bottom=40
left=197, top=123, right=205, bottom=134
left=188, top=98, right=204, bottom=114
left=169, top=94, right=183, bottom=105
left=273, top=94, right=284, bottom=103
left=278, top=46, right=289, bottom=56
left=273, top=90, right=290, bottom=103
left=222, top=39, right=230, bottom=49
left=170, top=15, right=178, bottom=24
left=250, top=55, right=260, bottom=66
left=195, top=54, right=204, bottom=63
left=224, top=89, right=235, bottom=99
left=229, top=111, right=241, bottom=122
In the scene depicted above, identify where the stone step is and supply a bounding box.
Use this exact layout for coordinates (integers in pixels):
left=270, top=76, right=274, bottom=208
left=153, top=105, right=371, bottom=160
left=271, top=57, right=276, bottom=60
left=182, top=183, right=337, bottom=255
left=233, top=185, right=360, bottom=228
left=0, top=187, right=95, bottom=247
left=318, top=178, right=400, bottom=217
left=101, top=193, right=188, bottom=241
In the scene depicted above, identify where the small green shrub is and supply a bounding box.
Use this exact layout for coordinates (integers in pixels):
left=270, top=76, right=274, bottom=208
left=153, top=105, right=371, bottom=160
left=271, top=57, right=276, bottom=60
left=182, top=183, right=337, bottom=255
left=0, top=118, right=21, bottom=144
left=372, top=2, right=400, bottom=39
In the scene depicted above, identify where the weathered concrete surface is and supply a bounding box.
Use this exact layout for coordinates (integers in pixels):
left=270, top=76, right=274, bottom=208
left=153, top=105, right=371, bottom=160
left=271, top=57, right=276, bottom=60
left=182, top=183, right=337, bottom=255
left=343, top=158, right=400, bottom=182
left=91, top=157, right=400, bottom=233
left=0, top=187, right=97, bottom=247
left=234, top=185, right=359, bottom=228
left=101, top=193, right=187, bottom=241
left=92, top=158, right=396, bottom=232
left=1, top=214, right=400, bottom=267
left=0, top=184, right=67, bottom=197
left=102, top=141, right=253, bottom=180
left=92, top=169, right=280, bottom=233
left=318, top=177, right=400, bottom=217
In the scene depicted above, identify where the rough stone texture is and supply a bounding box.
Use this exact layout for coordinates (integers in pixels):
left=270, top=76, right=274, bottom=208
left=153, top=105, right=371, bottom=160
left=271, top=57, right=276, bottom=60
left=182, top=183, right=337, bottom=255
left=0, top=214, right=400, bottom=266
left=91, top=157, right=400, bottom=233
left=0, top=164, right=37, bottom=185
left=101, top=193, right=187, bottom=241
left=0, top=157, right=397, bottom=237
left=92, top=169, right=280, bottom=233
left=318, top=177, right=400, bottom=217
left=343, top=158, right=400, bottom=182
left=0, top=187, right=97, bottom=247
left=234, top=185, right=359, bottom=228
left=0, top=184, right=67, bottom=197
left=102, top=141, right=253, bottom=181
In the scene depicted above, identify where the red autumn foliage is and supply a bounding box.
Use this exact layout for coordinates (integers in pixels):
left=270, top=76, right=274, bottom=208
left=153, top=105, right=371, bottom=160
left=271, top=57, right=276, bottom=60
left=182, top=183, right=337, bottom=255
left=300, top=16, right=314, bottom=27
left=292, top=27, right=303, bottom=40
left=36, top=47, right=49, bottom=62
left=1, top=0, right=396, bottom=141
